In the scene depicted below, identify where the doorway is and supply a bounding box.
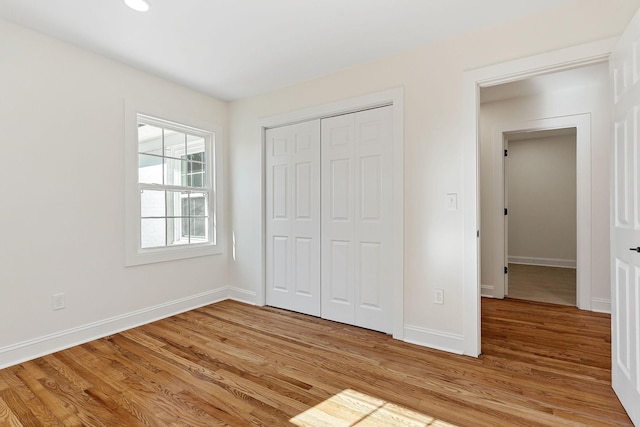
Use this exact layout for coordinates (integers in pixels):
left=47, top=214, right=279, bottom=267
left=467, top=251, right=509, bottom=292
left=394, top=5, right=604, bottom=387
left=463, top=34, right=639, bottom=423
left=461, top=45, right=612, bottom=356
left=503, top=128, right=577, bottom=306
left=477, top=62, right=608, bottom=312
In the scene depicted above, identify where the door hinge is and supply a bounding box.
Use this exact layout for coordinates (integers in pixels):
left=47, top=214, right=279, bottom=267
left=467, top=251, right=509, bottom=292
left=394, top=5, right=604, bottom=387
left=504, top=266, right=508, bottom=274
left=504, top=149, right=508, bottom=157
left=504, top=208, right=508, bottom=215
left=477, top=230, right=480, bottom=238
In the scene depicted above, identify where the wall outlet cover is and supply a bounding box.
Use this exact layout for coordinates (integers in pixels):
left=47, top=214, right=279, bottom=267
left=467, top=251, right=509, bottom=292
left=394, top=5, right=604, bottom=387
left=52, top=293, right=65, bottom=311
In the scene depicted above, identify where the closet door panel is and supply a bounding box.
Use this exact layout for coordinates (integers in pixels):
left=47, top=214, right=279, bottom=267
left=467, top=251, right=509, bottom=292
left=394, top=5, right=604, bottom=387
left=266, top=134, right=291, bottom=311
left=321, top=114, right=356, bottom=325
left=266, top=106, right=393, bottom=332
left=266, top=120, right=321, bottom=316
left=354, top=106, right=394, bottom=333
left=321, top=106, right=394, bottom=333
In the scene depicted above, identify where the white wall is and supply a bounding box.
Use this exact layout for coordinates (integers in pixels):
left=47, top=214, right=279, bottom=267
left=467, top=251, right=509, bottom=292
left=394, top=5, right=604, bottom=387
left=1, top=0, right=637, bottom=365
left=480, top=67, right=611, bottom=310
left=0, top=18, right=230, bottom=367
left=229, top=0, right=639, bottom=353
left=507, top=133, right=577, bottom=265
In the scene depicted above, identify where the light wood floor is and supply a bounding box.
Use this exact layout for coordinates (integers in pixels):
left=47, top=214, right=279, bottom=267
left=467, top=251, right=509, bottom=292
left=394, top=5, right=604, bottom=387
left=0, top=299, right=632, bottom=426
left=508, top=263, right=577, bottom=306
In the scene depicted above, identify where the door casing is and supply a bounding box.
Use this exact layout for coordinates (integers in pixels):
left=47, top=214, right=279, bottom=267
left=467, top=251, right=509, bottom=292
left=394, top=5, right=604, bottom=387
left=463, top=37, right=617, bottom=356
left=489, top=115, right=591, bottom=310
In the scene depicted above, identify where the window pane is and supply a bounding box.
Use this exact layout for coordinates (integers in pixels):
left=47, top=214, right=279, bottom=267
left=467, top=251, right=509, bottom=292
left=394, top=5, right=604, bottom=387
left=181, top=197, right=189, bottom=217
left=164, top=130, right=186, bottom=158
left=165, top=158, right=187, bottom=186
left=190, top=193, right=207, bottom=216
left=189, top=152, right=205, bottom=162
left=181, top=211, right=189, bottom=237
left=141, top=218, right=166, bottom=248
left=167, top=217, right=189, bottom=246
left=189, top=170, right=205, bottom=188
left=138, top=124, right=163, bottom=155
left=138, top=154, right=163, bottom=184
left=165, top=191, right=187, bottom=218
left=190, top=218, right=207, bottom=240
left=141, top=190, right=165, bottom=217
left=187, top=135, right=205, bottom=156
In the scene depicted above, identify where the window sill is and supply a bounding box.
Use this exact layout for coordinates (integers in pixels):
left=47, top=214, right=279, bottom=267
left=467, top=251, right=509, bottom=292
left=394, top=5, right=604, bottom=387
left=125, top=244, right=222, bottom=266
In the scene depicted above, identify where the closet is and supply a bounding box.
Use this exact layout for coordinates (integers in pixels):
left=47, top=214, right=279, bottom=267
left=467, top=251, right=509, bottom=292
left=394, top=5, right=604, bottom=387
left=265, top=105, right=393, bottom=333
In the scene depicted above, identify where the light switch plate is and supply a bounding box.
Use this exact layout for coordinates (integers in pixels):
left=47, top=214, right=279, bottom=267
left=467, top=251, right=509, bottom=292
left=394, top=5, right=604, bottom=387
left=446, top=193, right=457, bottom=210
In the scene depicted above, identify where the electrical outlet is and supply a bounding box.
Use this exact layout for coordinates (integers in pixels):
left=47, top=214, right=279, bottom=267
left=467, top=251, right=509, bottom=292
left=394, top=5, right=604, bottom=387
left=434, top=288, right=444, bottom=305
left=52, top=293, right=65, bottom=311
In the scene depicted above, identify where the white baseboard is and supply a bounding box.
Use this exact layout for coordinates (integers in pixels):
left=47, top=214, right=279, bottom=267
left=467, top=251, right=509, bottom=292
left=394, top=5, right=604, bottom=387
left=227, top=286, right=257, bottom=305
left=6, top=284, right=552, bottom=369
left=508, top=256, right=576, bottom=269
left=0, top=288, right=228, bottom=370
left=591, top=298, right=611, bottom=313
left=404, top=325, right=465, bottom=355
left=481, top=284, right=495, bottom=297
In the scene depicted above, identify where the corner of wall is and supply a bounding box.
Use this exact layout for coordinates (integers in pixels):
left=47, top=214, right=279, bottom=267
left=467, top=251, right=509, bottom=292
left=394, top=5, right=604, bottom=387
left=481, top=284, right=495, bottom=297
left=227, top=287, right=258, bottom=305
left=591, top=298, right=611, bottom=313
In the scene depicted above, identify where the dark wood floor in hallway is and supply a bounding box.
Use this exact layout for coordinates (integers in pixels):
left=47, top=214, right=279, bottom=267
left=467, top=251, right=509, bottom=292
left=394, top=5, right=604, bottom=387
left=0, top=298, right=632, bottom=426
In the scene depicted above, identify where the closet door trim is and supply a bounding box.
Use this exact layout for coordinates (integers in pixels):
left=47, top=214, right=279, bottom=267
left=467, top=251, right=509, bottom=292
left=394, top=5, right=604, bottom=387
left=258, top=88, right=404, bottom=340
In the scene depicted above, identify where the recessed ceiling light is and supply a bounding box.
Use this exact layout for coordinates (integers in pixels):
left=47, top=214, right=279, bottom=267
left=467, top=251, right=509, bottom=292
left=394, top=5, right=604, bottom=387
left=124, top=0, right=151, bottom=12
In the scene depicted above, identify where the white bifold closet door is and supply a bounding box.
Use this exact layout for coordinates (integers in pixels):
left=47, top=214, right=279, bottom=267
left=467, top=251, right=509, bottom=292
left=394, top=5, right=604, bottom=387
left=265, top=106, right=393, bottom=333
left=265, top=120, right=321, bottom=317
left=321, top=106, right=394, bottom=333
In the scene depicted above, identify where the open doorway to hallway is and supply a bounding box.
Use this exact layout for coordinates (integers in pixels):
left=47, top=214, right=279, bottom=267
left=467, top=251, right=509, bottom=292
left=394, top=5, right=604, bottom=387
left=478, top=62, right=609, bottom=311
left=504, top=128, right=577, bottom=306
left=467, top=34, right=640, bottom=423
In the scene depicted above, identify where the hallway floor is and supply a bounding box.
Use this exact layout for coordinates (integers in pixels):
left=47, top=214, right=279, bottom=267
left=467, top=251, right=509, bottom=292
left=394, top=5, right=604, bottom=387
left=507, top=263, right=576, bottom=306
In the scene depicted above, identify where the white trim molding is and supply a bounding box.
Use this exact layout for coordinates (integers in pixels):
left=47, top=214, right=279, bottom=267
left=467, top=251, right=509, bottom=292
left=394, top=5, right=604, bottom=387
left=124, top=98, right=225, bottom=266
left=0, top=289, right=228, bottom=370
left=493, top=114, right=592, bottom=309
left=508, top=256, right=577, bottom=269
left=481, top=284, right=495, bottom=297
left=404, top=325, right=465, bottom=355
left=591, top=298, right=611, bottom=313
left=227, top=286, right=258, bottom=305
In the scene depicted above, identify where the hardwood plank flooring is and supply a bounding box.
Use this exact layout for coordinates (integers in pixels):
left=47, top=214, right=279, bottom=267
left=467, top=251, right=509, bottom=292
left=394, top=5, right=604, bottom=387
left=0, top=299, right=632, bottom=426
left=508, top=263, right=577, bottom=306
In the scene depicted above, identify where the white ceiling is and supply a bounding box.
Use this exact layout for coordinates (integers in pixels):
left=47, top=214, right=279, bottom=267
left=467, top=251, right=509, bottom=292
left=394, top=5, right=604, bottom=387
left=0, top=0, right=574, bottom=101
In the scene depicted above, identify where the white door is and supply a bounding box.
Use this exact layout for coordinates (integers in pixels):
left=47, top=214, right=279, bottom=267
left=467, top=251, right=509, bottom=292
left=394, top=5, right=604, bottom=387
left=321, top=106, right=394, bottom=333
left=265, top=120, right=321, bottom=316
left=611, top=8, right=640, bottom=425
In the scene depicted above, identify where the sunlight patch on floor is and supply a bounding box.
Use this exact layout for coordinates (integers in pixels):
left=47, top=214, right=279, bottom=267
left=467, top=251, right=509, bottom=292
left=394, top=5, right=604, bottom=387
left=290, top=389, right=458, bottom=427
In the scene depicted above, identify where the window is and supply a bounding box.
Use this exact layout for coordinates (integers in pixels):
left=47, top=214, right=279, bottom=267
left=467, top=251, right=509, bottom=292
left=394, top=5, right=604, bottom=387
left=126, top=112, right=220, bottom=265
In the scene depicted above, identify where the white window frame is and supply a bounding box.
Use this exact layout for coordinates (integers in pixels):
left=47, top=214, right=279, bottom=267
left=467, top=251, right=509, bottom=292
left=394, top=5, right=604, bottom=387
left=125, top=103, right=222, bottom=266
